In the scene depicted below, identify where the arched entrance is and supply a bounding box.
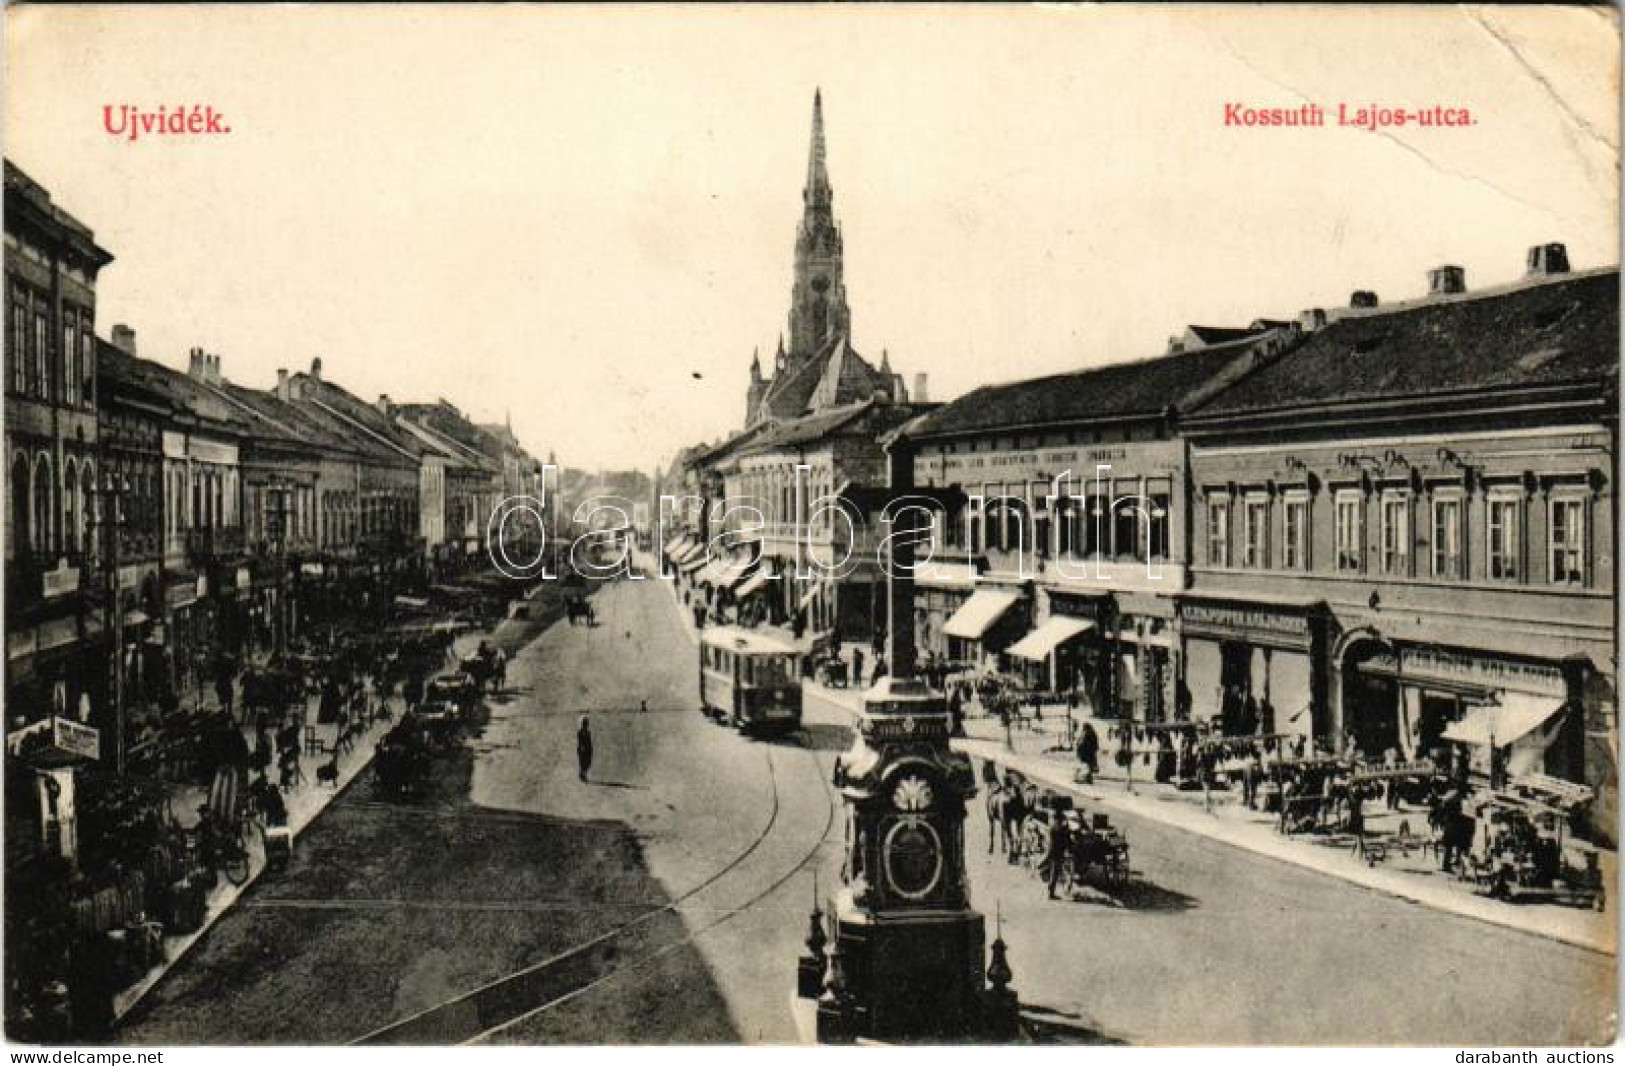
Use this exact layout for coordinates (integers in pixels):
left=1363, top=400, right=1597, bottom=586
left=1337, top=630, right=1399, bottom=759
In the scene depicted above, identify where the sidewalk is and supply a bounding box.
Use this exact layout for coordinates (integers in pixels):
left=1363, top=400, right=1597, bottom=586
left=802, top=679, right=1617, bottom=957
left=112, top=692, right=395, bottom=1023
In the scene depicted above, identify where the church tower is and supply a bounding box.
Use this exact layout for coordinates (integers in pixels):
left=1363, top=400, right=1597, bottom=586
left=786, top=90, right=850, bottom=360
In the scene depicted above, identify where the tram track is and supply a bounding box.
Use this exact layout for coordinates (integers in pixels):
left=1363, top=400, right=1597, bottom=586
left=466, top=737, right=840, bottom=1044
left=350, top=737, right=809, bottom=1045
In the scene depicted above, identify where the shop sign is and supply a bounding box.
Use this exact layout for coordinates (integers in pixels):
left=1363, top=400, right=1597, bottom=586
left=300, top=562, right=325, bottom=576
left=166, top=581, right=198, bottom=609
left=52, top=717, right=100, bottom=761
left=1181, top=602, right=1312, bottom=648
left=1366, top=647, right=1566, bottom=697
left=235, top=567, right=251, bottom=590
left=41, top=560, right=80, bottom=599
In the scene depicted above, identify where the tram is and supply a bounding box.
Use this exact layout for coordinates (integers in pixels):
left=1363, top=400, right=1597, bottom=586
left=698, top=626, right=803, bottom=735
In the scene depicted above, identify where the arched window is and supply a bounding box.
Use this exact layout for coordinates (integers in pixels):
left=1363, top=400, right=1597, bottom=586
left=79, top=460, right=95, bottom=560
left=32, top=453, right=52, bottom=556
left=63, top=459, right=78, bottom=556
left=10, top=452, right=30, bottom=562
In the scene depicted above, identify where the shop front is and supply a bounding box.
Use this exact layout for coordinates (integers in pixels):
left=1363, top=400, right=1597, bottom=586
left=1178, top=593, right=1328, bottom=742
left=1338, top=638, right=1580, bottom=781
left=941, top=585, right=1027, bottom=670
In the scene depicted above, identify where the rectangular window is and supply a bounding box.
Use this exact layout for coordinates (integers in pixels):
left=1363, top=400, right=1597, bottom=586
left=32, top=310, right=47, bottom=398
left=1381, top=494, right=1410, bottom=575
left=1207, top=497, right=1230, bottom=567
left=62, top=319, right=77, bottom=407
left=1335, top=492, right=1363, bottom=572
left=1242, top=496, right=1268, bottom=568
left=1550, top=497, right=1587, bottom=585
left=1488, top=497, right=1520, bottom=580
left=1283, top=496, right=1308, bottom=570
left=1432, top=497, right=1463, bottom=579
left=7, top=287, right=26, bottom=395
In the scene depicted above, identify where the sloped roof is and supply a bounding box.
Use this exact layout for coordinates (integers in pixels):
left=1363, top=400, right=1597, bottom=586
left=905, top=337, right=1266, bottom=441
left=754, top=332, right=898, bottom=424
left=1196, top=268, right=1619, bottom=417
left=746, top=400, right=934, bottom=457
left=219, top=384, right=359, bottom=457
left=97, top=344, right=254, bottom=438
left=291, top=373, right=427, bottom=466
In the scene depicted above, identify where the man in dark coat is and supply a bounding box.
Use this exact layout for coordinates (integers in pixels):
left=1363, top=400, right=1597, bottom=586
left=1076, top=721, right=1100, bottom=784
left=576, top=715, right=594, bottom=782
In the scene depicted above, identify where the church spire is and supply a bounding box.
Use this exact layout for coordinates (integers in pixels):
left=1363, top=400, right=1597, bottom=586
left=805, top=88, right=831, bottom=208
left=787, top=90, right=849, bottom=359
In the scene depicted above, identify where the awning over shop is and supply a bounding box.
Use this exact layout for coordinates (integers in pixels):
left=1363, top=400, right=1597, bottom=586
left=663, top=534, right=690, bottom=557
left=1443, top=694, right=1566, bottom=747
left=797, top=580, right=824, bottom=613
left=676, top=540, right=709, bottom=566
left=1004, top=616, right=1094, bottom=661
left=943, top=590, right=1020, bottom=641
left=679, top=551, right=710, bottom=574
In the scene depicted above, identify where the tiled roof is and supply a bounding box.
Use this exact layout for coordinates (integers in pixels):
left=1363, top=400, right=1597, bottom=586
left=904, top=337, right=1267, bottom=441
left=1196, top=268, right=1619, bottom=417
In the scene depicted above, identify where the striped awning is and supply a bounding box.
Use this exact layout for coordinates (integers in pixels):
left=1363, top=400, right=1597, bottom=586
left=943, top=590, right=1020, bottom=641
left=1004, top=616, right=1094, bottom=661
left=1443, top=694, right=1565, bottom=747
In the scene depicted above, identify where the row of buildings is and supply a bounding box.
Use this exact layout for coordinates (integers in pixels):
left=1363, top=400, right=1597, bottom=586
left=5, top=158, right=551, bottom=847
left=663, top=94, right=1618, bottom=839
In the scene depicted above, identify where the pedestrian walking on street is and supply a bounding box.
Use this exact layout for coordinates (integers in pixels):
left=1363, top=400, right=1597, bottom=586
left=1044, top=807, right=1071, bottom=900
left=1075, top=721, right=1099, bottom=785
left=576, top=715, right=594, bottom=782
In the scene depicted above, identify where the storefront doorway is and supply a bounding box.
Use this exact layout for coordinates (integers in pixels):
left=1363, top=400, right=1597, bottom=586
left=1343, top=641, right=1400, bottom=758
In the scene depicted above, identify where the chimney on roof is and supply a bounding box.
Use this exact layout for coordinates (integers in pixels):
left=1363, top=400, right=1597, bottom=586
left=311, top=357, right=323, bottom=381
left=1526, top=242, right=1570, bottom=277
left=188, top=347, right=206, bottom=379
left=110, top=324, right=137, bottom=356
left=1428, top=264, right=1466, bottom=296
left=1350, top=291, right=1379, bottom=309
left=376, top=394, right=393, bottom=416
left=913, top=373, right=929, bottom=404
left=207, top=353, right=222, bottom=385
left=1298, top=308, right=1327, bottom=333
left=276, top=369, right=290, bottom=401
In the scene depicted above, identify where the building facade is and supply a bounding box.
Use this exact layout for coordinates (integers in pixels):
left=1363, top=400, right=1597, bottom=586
left=1183, top=252, right=1617, bottom=835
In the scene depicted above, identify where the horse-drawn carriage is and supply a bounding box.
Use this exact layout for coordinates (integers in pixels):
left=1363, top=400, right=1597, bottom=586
left=373, top=718, right=435, bottom=797
left=988, top=772, right=1132, bottom=894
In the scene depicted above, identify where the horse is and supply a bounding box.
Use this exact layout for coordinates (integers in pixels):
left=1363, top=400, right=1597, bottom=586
left=985, top=777, right=1030, bottom=858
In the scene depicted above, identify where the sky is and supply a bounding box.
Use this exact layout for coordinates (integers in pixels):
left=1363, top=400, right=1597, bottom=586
left=5, top=5, right=1618, bottom=474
